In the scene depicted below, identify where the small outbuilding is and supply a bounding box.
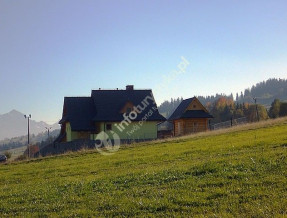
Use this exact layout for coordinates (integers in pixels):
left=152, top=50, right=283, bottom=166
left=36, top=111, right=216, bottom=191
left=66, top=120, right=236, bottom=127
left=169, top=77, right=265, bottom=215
left=168, top=97, right=213, bottom=136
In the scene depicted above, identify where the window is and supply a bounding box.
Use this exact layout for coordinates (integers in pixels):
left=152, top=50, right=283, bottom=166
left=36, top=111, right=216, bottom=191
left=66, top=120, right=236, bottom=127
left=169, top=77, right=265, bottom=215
left=193, top=105, right=196, bottom=109
left=193, top=122, right=198, bottom=132
left=106, top=123, right=112, bottom=130
left=178, top=122, right=181, bottom=134
left=126, top=107, right=132, bottom=113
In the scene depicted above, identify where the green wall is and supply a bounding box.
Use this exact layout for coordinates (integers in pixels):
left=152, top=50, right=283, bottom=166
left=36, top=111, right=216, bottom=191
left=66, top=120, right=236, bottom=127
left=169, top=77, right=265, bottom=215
left=65, top=122, right=79, bottom=142
left=91, top=121, right=158, bottom=140
left=66, top=121, right=159, bottom=142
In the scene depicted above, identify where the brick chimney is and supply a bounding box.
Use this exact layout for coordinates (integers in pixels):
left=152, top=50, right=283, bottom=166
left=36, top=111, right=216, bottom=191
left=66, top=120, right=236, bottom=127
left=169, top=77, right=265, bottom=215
left=126, top=85, right=134, bottom=91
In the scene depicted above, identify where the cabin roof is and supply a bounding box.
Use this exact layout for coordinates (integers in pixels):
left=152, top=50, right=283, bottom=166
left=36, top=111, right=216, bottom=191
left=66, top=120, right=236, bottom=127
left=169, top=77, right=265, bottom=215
left=181, top=110, right=214, bottom=119
left=168, top=97, right=213, bottom=120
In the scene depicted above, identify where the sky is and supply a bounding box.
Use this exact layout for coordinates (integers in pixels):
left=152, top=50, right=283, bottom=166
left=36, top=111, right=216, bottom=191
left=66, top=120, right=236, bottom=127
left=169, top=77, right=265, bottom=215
left=0, top=0, right=287, bottom=124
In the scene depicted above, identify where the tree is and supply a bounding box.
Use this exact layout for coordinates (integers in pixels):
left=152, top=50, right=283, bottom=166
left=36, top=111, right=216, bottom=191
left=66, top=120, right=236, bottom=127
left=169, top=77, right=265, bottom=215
left=244, top=89, right=251, bottom=98
left=279, top=103, right=287, bottom=117
left=234, top=108, right=244, bottom=118
left=245, top=104, right=268, bottom=122
left=210, top=97, right=237, bottom=123
left=269, top=99, right=281, bottom=118
left=240, top=92, right=244, bottom=100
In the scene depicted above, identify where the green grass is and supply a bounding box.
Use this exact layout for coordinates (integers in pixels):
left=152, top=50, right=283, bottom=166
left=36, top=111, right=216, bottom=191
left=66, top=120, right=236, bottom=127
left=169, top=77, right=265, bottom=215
left=0, top=118, right=287, bottom=217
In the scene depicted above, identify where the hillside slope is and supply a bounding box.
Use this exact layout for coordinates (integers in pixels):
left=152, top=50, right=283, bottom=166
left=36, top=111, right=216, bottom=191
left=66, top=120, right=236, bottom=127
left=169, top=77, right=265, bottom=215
left=0, top=118, right=287, bottom=217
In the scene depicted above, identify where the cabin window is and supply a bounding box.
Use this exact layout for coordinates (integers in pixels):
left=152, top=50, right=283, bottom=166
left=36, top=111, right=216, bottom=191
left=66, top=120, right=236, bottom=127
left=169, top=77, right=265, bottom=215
left=193, top=105, right=196, bottom=108
left=178, top=122, right=181, bottom=134
left=193, top=122, right=198, bottom=131
left=106, top=123, right=112, bottom=130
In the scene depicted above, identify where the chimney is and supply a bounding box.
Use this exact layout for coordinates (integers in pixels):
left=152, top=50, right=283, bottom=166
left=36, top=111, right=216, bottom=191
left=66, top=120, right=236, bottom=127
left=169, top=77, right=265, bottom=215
left=126, top=85, right=134, bottom=91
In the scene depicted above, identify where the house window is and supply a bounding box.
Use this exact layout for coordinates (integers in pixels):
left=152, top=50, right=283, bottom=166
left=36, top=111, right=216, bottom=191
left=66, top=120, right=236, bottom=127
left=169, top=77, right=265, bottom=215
left=106, top=123, right=112, bottom=130
left=126, top=107, right=132, bottom=113
left=193, top=105, right=196, bottom=108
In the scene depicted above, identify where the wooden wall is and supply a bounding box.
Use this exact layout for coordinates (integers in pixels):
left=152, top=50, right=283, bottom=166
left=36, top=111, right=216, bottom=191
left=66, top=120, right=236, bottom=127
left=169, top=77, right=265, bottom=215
left=185, top=98, right=207, bottom=111
left=174, top=118, right=209, bottom=136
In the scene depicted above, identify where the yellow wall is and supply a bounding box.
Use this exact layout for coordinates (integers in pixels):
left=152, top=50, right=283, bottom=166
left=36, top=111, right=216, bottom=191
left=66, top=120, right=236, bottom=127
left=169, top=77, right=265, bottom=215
left=66, top=120, right=159, bottom=142
left=65, top=122, right=80, bottom=142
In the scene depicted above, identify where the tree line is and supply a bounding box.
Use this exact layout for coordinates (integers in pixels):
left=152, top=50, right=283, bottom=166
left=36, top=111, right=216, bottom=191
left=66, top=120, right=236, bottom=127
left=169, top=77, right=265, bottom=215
left=269, top=99, right=287, bottom=118
left=0, top=129, right=60, bottom=152
left=158, top=78, right=287, bottom=123
left=235, top=78, right=287, bottom=105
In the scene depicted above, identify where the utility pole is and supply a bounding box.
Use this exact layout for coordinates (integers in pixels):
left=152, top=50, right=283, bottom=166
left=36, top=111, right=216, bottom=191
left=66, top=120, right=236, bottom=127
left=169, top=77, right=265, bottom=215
left=45, top=127, right=52, bottom=141
left=253, top=97, right=260, bottom=122
left=24, top=114, right=31, bottom=158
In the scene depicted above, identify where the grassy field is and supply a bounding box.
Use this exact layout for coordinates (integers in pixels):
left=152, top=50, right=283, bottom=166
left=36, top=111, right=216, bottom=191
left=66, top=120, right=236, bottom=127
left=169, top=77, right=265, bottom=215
left=0, top=118, right=287, bottom=217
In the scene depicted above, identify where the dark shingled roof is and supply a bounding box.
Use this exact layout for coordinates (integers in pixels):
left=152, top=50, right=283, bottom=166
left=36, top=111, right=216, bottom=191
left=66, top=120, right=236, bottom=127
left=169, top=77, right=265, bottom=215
left=181, top=110, right=214, bottom=119
left=91, top=89, right=166, bottom=122
left=59, top=89, right=166, bottom=131
left=59, top=97, right=97, bottom=131
left=168, top=98, right=195, bottom=120
left=168, top=97, right=213, bottom=120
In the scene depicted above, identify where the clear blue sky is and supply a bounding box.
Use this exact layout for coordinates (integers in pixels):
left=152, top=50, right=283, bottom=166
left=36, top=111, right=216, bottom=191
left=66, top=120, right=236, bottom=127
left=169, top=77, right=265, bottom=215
left=1, top=0, right=286, bottom=124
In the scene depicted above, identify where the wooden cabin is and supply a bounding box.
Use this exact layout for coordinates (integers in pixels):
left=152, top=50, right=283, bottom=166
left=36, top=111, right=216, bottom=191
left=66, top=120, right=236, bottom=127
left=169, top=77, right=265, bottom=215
left=168, top=97, right=213, bottom=136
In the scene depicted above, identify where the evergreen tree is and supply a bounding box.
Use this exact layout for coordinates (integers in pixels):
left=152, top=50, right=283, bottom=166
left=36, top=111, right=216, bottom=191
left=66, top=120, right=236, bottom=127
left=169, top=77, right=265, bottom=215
left=279, top=103, right=287, bottom=117
left=269, top=99, right=281, bottom=118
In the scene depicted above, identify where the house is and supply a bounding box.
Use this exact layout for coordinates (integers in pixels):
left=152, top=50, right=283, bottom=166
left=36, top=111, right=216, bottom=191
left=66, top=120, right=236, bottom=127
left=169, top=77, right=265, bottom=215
left=58, top=85, right=166, bottom=143
left=168, top=97, right=213, bottom=136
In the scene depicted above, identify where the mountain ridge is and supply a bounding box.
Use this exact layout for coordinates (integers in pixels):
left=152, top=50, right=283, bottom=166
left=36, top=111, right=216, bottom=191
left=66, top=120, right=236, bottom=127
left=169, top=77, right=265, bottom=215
left=0, top=110, right=60, bottom=141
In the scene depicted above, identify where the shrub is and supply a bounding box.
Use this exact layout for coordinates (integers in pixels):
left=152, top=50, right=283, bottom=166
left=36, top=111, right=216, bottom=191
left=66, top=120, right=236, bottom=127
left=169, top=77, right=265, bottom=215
left=4, top=151, right=12, bottom=159
left=15, top=154, right=27, bottom=161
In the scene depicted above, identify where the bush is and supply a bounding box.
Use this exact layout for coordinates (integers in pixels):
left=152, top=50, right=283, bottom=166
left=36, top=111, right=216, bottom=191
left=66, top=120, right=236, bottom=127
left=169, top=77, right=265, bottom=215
left=4, top=151, right=12, bottom=159
left=15, top=154, right=27, bottom=161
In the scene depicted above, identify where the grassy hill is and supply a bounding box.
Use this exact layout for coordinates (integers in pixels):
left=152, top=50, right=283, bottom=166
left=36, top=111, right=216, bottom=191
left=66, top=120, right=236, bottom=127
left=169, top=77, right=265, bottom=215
left=0, top=118, right=287, bottom=217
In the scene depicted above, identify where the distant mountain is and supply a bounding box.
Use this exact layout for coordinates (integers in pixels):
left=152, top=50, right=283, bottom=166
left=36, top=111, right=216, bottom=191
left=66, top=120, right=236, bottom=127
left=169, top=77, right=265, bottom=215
left=0, top=110, right=60, bottom=141
left=236, top=78, right=287, bottom=106
left=0, top=129, right=60, bottom=151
